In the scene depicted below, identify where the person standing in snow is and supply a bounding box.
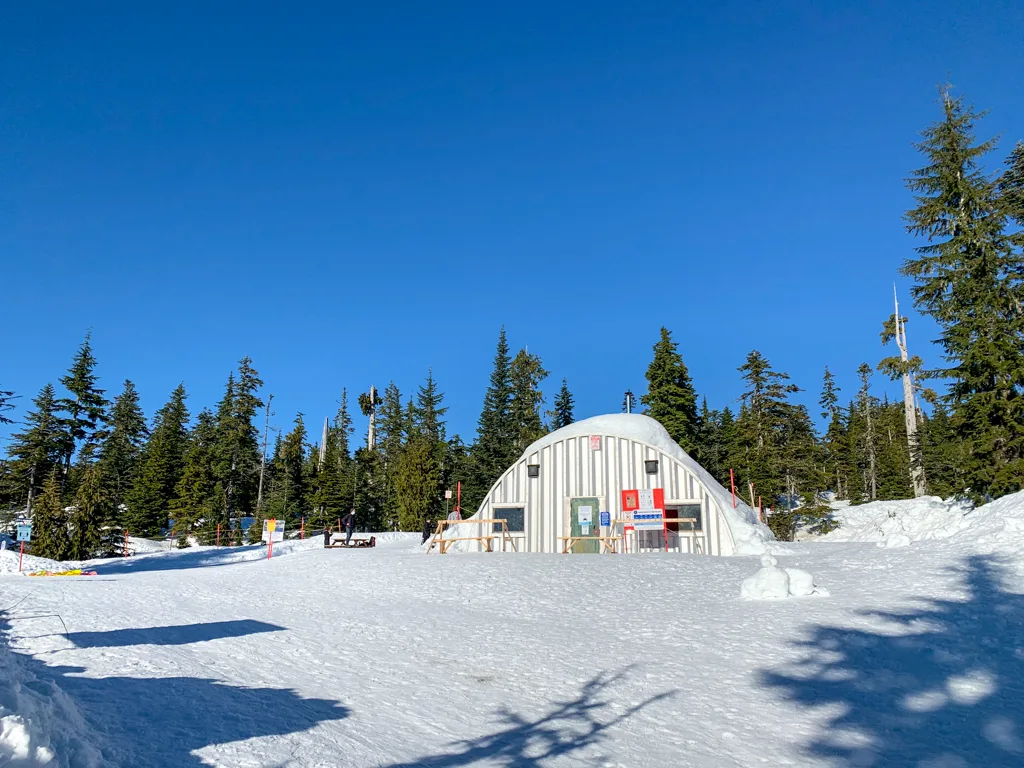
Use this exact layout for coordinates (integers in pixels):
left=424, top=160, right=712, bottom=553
left=342, top=509, right=356, bottom=546
left=323, top=527, right=332, bottom=548
left=422, top=519, right=433, bottom=544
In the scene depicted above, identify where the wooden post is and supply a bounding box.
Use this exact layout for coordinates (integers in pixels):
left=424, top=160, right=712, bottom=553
left=300, top=517, right=305, bottom=539
left=124, top=529, right=129, bottom=557
left=216, top=523, right=221, bottom=547
left=730, top=469, right=736, bottom=508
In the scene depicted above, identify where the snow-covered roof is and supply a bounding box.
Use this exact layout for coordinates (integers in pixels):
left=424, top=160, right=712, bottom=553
left=525, top=414, right=773, bottom=555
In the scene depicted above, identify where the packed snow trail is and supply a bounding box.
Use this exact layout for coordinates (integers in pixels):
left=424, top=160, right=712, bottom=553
left=2, top=525, right=1024, bottom=766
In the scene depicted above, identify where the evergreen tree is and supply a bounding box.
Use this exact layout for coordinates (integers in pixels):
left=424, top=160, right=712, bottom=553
left=125, top=384, right=190, bottom=536
left=467, top=328, right=515, bottom=512
left=999, top=140, right=1024, bottom=227
left=901, top=88, right=1024, bottom=498
left=32, top=470, right=71, bottom=561
left=641, top=327, right=700, bottom=453
left=0, top=386, right=15, bottom=424
left=169, top=409, right=219, bottom=544
left=694, top=399, right=731, bottom=487
left=212, top=358, right=265, bottom=522
left=312, top=390, right=355, bottom=529
left=6, top=384, right=65, bottom=514
left=277, top=414, right=308, bottom=529
left=413, top=371, right=448, bottom=443
left=734, top=351, right=800, bottom=507
left=876, top=396, right=914, bottom=501
left=56, top=332, right=108, bottom=471
left=819, top=367, right=849, bottom=498
left=99, top=380, right=149, bottom=517
left=550, top=379, right=575, bottom=430
left=70, top=463, right=109, bottom=560
left=853, top=364, right=879, bottom=502
left=508, top=349, right=549, bottom=453
left=394, top=434, right=441, bottom=531
left=920, top=403, right=964, bottom=499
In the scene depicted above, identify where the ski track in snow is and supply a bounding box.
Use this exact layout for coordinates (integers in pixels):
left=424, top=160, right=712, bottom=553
left=2, top=501, right=1024, bottom=767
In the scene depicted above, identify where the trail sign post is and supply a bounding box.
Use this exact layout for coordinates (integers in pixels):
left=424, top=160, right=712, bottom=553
left=262, top=518, right=285, bottom=559
left=16, top=523, right=32, bottom=572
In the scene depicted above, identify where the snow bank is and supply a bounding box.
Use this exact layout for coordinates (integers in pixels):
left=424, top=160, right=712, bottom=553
left=511, top=414, right=774, bottom=556
left=1, top=629, right=102, bottom=766
left=816, top=496, right=974, bottom=546
left=741, top=554, right=828, bottom=599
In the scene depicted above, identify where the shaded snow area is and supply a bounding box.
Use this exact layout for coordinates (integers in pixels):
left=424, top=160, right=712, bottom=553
left=2, top=506, right=1024, bottom=766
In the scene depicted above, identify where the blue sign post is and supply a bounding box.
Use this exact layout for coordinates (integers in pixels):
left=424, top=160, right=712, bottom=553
left=599, top=511, right=611, bottom=528
left=16, top=523, right=32, bottom=573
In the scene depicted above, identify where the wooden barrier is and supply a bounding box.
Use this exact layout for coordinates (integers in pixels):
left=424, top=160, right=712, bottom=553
left=557, top=535, right=622, bottom=555
left=427, top=519, right=518, bottom=554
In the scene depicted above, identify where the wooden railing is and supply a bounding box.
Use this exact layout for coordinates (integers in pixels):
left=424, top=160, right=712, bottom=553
left=426, top=518, right=519, bottom=554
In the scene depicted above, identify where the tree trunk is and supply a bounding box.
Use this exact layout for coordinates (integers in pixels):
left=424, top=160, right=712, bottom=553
left=895, top=290, right=927, bottom=497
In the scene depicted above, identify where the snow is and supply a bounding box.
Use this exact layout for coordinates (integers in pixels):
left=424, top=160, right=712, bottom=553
left=1, top=493, right=1024, bottom=766
left=811, top=496, right=974, bottom=546
left=516, top=413, right=774, bottom=555
left=740, top=554, right=828, bottom=599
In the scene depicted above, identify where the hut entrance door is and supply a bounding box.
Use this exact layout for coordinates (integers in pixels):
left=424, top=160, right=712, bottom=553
left=569, top=497, right=600, bottom=554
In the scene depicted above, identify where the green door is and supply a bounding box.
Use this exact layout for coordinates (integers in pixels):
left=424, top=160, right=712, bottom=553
left=570, top=497, right=600, bottom=554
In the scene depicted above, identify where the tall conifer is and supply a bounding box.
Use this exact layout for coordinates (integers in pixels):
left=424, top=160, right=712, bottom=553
left=550, top=379, right=575, bottom=430
left=641, top=327, right=699, bottom=453
left=56, top=332, right=108, bottom=471
left=99, top=380, right=149, bottom=515
left=902, top=88, right=1024, bottom=497
left=6, top=384, right=65, bottom=514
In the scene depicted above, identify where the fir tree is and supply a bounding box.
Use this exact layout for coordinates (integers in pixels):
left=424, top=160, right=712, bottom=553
left=508, top=349, right=549, bottom=453
left=413, top=371, right=448, bottom=443
left=550, top=379, right=575, bottom=430
left=467, top=328, right=515, bottom=511
left=6, top=384, right=65, bottom=514
left=99, top=380, right=149, bottom=516
left=734, top=351, right=800, bottom=507
left=998, top=140, right=1024, bottom=227
left=70, top=463, right=109, bottom=559
left=819, top=367, right=849, bottom=498
left=312, top=390, right=356, bottom=529
left=641, top=327, right=700, bottom=454
left=0, top=386, right=15, bottom=424
left=854, top=363, right=878, bottom=502
left=901, top=88, right=1024, bottom=498
left=169, top=409, right=219, bottom=544
left=213, top=358, right=265, bottom=522
left=277, top=414, right=308, bottom=529
left=56, top=332, right=108, bottom=471
left=920, top=403, right=964, bottom=499
left=394, top=434, right=441, bottom=531
left=32, top=470, right=71, bottom=561
left=125, top=384, right=190, bottom=536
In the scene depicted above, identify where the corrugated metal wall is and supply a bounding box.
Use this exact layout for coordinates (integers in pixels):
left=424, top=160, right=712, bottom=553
left=466, top=433, right=736, bottom=556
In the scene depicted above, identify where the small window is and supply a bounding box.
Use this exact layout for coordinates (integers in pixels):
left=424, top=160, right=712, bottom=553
left=666, top=504, right=702, bottom=532
left=494, top=507, right=525, bottom=533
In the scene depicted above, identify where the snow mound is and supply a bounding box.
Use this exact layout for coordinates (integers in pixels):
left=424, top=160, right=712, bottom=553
left=815, top=491, right=1024, bottom=563
left=1, top=630, right=102, bottom=766
left=525, top=414, right=775, bottom=556
left=741, top=554, right=828, bottom=599
left=818, top=496, right=973, bottom=545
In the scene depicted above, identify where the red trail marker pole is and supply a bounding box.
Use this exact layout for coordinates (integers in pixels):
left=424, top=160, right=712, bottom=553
left=124, top=529, right=129, bottom=557
left=216, top=523, right=221, bottom=547
left=729, top=469, right=736, bottom=508
left=19, top=541, right=25, bottom=572
left=300, top=517, right=305, bottom=540
left=267, top=537, right=273, bottom=560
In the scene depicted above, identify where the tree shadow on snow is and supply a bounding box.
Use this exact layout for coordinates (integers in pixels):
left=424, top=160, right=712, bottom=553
left=65, top=619, right=285, bottom=648
left=761, top=554, right=1024, bottom=766
left=90, top=544, right=271, bottom=575
left=386, top=669, right=675, bottom=767
left=1, top=619, right=349, bottom=767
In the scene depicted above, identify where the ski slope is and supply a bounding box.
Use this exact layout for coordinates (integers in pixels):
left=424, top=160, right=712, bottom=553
left=2, top=495, right=1024, bottom=767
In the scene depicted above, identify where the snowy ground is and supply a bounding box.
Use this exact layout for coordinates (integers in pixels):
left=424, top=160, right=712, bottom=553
left=3, top=495, right=1024, bottom=767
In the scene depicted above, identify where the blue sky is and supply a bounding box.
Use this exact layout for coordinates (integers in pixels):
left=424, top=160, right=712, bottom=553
left=3, top=0, right=1023, bottom=447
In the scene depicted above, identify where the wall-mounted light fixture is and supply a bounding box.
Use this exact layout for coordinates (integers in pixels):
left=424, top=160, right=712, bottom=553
left=644, top=459, right=659, bottom=475
left=527, top=464, right=540, bottom=478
